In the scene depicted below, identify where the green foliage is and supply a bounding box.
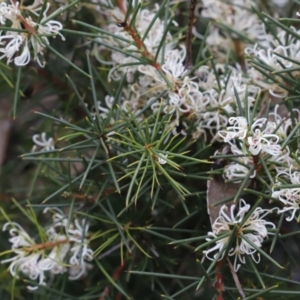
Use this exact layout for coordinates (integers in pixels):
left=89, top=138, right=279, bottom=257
left=1, top=0, right=300, bottom=299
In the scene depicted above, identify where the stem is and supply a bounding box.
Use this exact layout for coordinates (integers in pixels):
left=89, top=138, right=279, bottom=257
left=114, top=18, right=162, bottom=70
left=25, top=239, right=69, bottom=252
left=185, top=0, right=197, bottom=69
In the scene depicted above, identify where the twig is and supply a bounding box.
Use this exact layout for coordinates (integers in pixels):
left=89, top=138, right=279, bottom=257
left=115, top=18, right=161, bottom=70
left=227, top=258, right=246, bottom=299
left=185, top=0, right=197, bottom=69
left=215, top=260, right=224, bottom=300
left=99, top=260, right=128, bottom=300
left=233, top=38, right=246, bottom=72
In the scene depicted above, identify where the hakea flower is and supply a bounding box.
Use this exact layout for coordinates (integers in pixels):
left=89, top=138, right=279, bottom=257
left=219, top=117, right=248, bottom=142
left=32, top=132, right=55, bottom=152
left=224, top=161, right=255, bottom=182
left=273, top=187, right=300, bottom=222
left=0, top=0, right=64, bottom=67
left=218, top=115, right=287, bottom=181
left=195, top=65, right=218, bottom=90
left=272, top=170, right=300, bottom=222
left=223, top=144, right=256, bottom=182
left=245, top=26, right=300, bottom=97
left=247, top=118, right=282, bottom=156
left=1, top=222, right=48, bottom=290
left=138, top=45, right=206, bottom=129
left=268, top=105, right=300, bottom=141
left=138, top=46, right=188, bottom=89
left=1, top=208, right=94, bottom=289
left=247, top=66, right=288, bottom=98
left=87, top=95, right=116, bottom=121
left=201, top=87, right=239, bottom=142
left=38, top=235, right=70, bottom=276
left=97, top=95, right=115, bottom=115
left=203, top=199, right=275, bottom=271
left=219, top=116, right=285, bottom=156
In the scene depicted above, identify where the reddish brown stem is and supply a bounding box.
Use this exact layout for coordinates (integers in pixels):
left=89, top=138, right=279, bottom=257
left=215, top=260, right=224, bottom=300
left=233, top=38, right=246, bottom=72
left=25, top=239, right=69, bottom=252
left=99, top=260, right=127, bottom=300
left=116, top=19, right=161, bottom=70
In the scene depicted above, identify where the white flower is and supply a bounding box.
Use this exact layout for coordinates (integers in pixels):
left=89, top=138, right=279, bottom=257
left=32, top=132, right=55, bottom=152
left=2, top=222, right=35, bottom=249
left=247, top=118, right=282, bottom=156
left=219, top=117, right=248, bottom=142
left=162, top=46, right=186, bottom=80
left=203, top=199, right=275, bottom=271
left=1, top=222, right=46, bottom=290
left=66, top=217, right=94, bottom=280
left=68, top=243, right=93, bottom=280
left=2, top=209, right=94, bottom=289
left=268, top=104, right=294, bottom=140
left=39, top=238, right=70, bottom=275
left=273, top=184, right=300, bottom=222
left=0, top=33, right=24, bottom=64
left=0, top=0, right=64, bottom=67
left=224, top=160, right=256, bottom=182
left=14, top=37, right=31, bottom=65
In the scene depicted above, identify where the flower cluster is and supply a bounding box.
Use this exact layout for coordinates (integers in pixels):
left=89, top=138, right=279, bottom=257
left=1, top=208, right=93, bottom=290
left=204, top=199, right=275, bottom=271
left=245, top=25, right=300, bottom=98
left=217, top=105, right=299, bottom=182
left=91, top=2, right=264, bottom=141
left=0, top=0, right=64, bottom=67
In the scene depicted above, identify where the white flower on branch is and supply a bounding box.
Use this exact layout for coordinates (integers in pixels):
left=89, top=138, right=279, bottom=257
left=0, top=0, right=64, bottom=67
left=1, top=222, right=47, bottom=290
left=219, top=117, right=248, bottom=142
left=1, top=208, right=94, bottom=289
left=273, top=187, right=300, bottom=222
left=247, top=118, right=282, bottom=156
left=203, top=199, right=275, bottom=271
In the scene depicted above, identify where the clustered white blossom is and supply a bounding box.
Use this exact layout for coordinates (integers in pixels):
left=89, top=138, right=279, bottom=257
left=91, top=1, right=264, bottom=141
left=0, top=0, right=64, bottom=67
left=204, top=199, right=275, bottom=271
left=217, top=108, right=298, bottom=182
left=1, top=208, right=93, bottom=290
left=89, top=0, right=300, bottom=213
